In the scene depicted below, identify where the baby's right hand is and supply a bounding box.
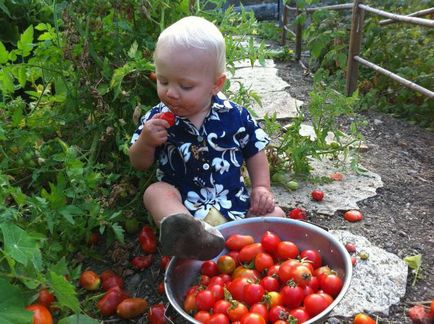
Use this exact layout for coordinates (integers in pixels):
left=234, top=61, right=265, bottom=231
left=140, top=115, right=172, bottom=147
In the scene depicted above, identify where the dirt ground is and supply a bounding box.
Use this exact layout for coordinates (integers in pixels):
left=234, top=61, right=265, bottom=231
left=100, top=59, right=433, bottom=323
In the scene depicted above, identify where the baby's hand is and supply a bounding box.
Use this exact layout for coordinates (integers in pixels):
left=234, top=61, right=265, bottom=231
left=248, top=186, right=275, bottom=216
left=140, top=114, right=172, bottom=147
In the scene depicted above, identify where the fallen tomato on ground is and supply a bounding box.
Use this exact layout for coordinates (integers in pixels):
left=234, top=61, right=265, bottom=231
left=102, top=273, right=124, bottom=291
left=97, top=286, right=129, bottom=316
left=311, top=189, right=324, bottom=201
left=353, top=313, right=376, bottom=324
left=116, top=297, right=148, bottom=319
left=139, top=225, right=157, bottom=254
left=148, top=303, right=167, bottom=324
left=131, top=255, right=153, bottom=270
left=407, top=304, right=431, bottom=324
left=79, top=270, right=100, bottom=291
left=344, top=210, right=363, bottom=222
left=26, top=304, right=53, bottom=324
left=37, top=288, right=55, bottom=309
left=288, top=207, right=308, bottom=220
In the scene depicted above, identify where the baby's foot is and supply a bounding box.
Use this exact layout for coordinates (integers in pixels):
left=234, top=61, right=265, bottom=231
left=159, top=213, right=225, bottom=260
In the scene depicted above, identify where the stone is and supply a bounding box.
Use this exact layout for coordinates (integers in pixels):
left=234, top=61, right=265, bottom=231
left=330, top=230, right=408, bottom=317
left=271, top=157, right=383, bottom=215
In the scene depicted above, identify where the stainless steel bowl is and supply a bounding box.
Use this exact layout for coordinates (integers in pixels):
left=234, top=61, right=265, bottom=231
left=164, top=217, right=352, bottom=323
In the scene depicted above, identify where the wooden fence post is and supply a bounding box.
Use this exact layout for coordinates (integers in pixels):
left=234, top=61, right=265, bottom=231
left=345, top=0, right=365, bottom=96
left=281, top=5, right=289, bottom=45
left=295, top=8, right=303, bottom=60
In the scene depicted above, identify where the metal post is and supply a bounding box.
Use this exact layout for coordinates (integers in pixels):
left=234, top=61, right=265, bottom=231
left=346, top=0, right=365, bottom=96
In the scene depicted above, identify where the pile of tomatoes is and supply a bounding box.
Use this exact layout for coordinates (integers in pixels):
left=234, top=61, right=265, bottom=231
left=182, top=231, right=344, bottom=324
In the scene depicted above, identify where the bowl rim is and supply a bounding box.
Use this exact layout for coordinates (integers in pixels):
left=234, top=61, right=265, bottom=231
left=164, top=217, right=353, bottom=323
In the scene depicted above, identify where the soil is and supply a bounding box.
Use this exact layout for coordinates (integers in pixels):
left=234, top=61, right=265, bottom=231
left=95, top=59, right=433, bottom=323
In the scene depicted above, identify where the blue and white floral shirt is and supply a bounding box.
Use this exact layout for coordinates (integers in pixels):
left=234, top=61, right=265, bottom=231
left=130, top=92, right=270, bottom=221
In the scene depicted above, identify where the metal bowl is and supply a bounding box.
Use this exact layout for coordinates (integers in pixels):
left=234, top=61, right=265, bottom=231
left=164, top=217, right=352, bottom=323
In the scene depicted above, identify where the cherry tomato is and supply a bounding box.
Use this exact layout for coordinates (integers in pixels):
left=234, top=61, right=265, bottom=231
left=303, top=292, right=333, bottom=317
left=225, top=234, right=255, bottom=251
left=37, top=289, right=55, bottom=309
left=240, top=312, right=266, bottom=324
left=267, top=264, right=280, bottom=277
left=208, top=283, right=225, bottom=301
left=159, top=256, right=171, bottom=270
left=100, top=269, right=116, bottom=281
left=243, top=283, right=265, bottom=306
left=320, top=273, right=343, bottom=297
left=201, top=260, right=219, bottom=277
left=157, top=112, right=176, bottom=127
left=148, top=304, right=167, bottom=324
left=232, top=266, right=261, bottom=281
left=249, top=303, right=269, bottom=322
left=183, top=293, right=197, bottom=313
left=276, top=241, right=299, bottom=260
left=280, top=284, right=304, bottom=309
left=139, top=225, right=157, bottom=253
left=345, top=242, right=357, bottom=253
left=344, top=210, right=363, bottom=222
left=260, top=275, right=280, bottom=292
left=254, top=252, right=274, bottom=273
left=288, top=307, right=310, bottom=323
left=228, top=250, right=241, bottom=266
left=102, top=274, right=124, bottom=291
left=116, top=298, right=148, bottom=319
left=213, top=299, right=231, bottom=314
left=260, top=231, right=281, bottom=253
left=227, top=277, right=250, bottom=301
left=288, top=207, right=308, bottom=220
left=289, top=264, right=312, bottom=287
left=79, top=270, right=101, bottom=291
left=157, top=281, right=165, bottom=294
left=195, top=289, right=215, bottom=311
left=300, top=249, right=322, bottom=269
left=311, top=189, right=324, bottom=201
left=149, top=71, right=157, bottom=81
left=278, top=259, right=300, bottom=283
left=131, top=255, right=153, bottom=270
left=208, top=313, right=230, bottom=324
left=26, top=304, right=53, bottom=324
left=217, top=255, right=236, bottom=274
left=239, top=243, right=264, bottom=263
left=268, top=305, right=289, bottom=323
left=227, top=301, right=249, bottom=322
left=199, top=274, right=210, bottom=286
left=354, top=313, right=376, bottom=324
left=195, top=310, right=212, bottom=322
left=264, top=291, right=283, bottom=308
left=97, top=287, right=129, bottom=316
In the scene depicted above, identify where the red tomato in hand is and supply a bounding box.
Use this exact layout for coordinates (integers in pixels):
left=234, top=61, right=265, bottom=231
left=300, top=249, right=322, bottom=269
left=157, top=112, right=176, bottom=127
left=311, top=190, right=324, bottom=201
left=139, top=225, right=157, bottom=253
left=26, top=304, right=53, bottom=324
left=344, top=210, right=363, bottom=222
left=260, top=231, right=281, bottom=253
left=226, top=234, right=255, bottom=251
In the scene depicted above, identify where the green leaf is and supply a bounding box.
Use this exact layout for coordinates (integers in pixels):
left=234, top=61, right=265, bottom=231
left=404, top=254, right=422, bottom=286
left=0, top=41, right=8, bottom=64
left=0, top=69, right=14, bottom=94
left=49, top=271, right=80, bottom=313
left=17, top=25, right=34, bottom=57
left=128, top=41, right=138, bottom=58
left=58, top=314, right=100, bottom=324
left=58, top=205, right=83, bottom=225
left=35, top=23, right=47, bottom=31
left=0, top=223, right=42, bottom=270
left=0, top=279, right=33, bottom=324
left=111, top=223, right=125, bottom=244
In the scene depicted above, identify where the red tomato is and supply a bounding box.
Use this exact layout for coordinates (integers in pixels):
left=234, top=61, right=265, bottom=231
left=208, top=313, right=230, bottom=324
left=217, top=255, right=236, bottom=274
left=213, top=299, right=231, bottom=314
left=280, top=284, right=304, bottom=309
left=303, top=292, right=333, bottom=317
left=307, top=275, right=320, bottom=292
left=159, top=256, right=171, bottom=270
left=100, top=269, right=116, bottom=281
left=201, top=260, right=219, bottom=277
left=249, top=303, right=269, bottom=322
left=102, top=274, right=124, bottom=291
left=199, top=274, right=210, bottom=286
left=225, top=234, right=255, bottom=251
left=219, top=273, right=232, bottom=285
left=148, top=304, right=167, bottom=324
left=139, top=225, right=157, bottom=253
left=232, top=266, right=261, bottom=281
left=195, top=289, right=215, bottom=311
left=26, top=304, right=53, bottom=324
left=313, top=265, right=332, bottom=278
left=79, top=270, right=101, bottom=291
left=260, top=275, right=280, bottom=292
left=157, top=281, right=165, bottom=294
left=254, top=252, right=274, bottom=272
left=208, top=276, right=224, bottom=287
left=345, top=242, right=357, bottom=253
left=344, top=210, right=363, bottom=222
left=311, top=189, right=324, bottom=201
left=268, top=305, right=289, bottom=323
left=320, top=274, right=343, bottom=297
left=227, top=277, right=250, bottom=301
left=37, top=289, right=55, bottom=309
left=243, top=283, right=265, bottom=306
left=208, top=283, right=225, bottom=301
left=264, top=291, right=283, bottom=308
left=116, top=298, right=148, bottom=319
left=407, top=305, right=429, bottom=324
left=300, top=249, right=322, bottom=269
left=97, top=287, right=129, bottom=316
left=288, top=207, right=308, bottom=220
left=267, top=264, right=280, bottom=277
left=183, top=293, right=197, bottom=313
left=260, top=231, right=281, bottom=253
left=354, top=313, right=376, bottom=324
left=239, top=243, right=264, bottom=263
left=228, top=250, right=241, bottom=266
left=240, top=312, right=266, bottom=324
left=131, top=255, right=153, bottom=270
left=276, top=241, right=299, bottom=260
left=149, top=72, right=157, bottom=82
left=288, top=307, right=310, bottom=323
left=157, top=112, right=176, bottom=127
left=278, top=259, right=300, bottom=283
left=194, top=310, right=211, bottom=322
left=289, top=265, right=312, bottom=287
left=227, top=301, right=249, bottom=321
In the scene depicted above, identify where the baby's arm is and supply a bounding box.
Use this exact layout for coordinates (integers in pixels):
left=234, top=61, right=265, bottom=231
left=129, top=116, right=171, bottom=171
left=246, top=150, right=275, bottom=215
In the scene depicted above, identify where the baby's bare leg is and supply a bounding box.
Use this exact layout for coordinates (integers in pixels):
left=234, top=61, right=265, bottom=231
left=143, top=181, right=225, bottom=260
left=247, top=206, right=286, bottom=218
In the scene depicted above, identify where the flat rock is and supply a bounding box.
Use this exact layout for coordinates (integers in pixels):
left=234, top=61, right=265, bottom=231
left=228, top=59, right=303, bottom=119
left=272, top=157, right=383, bottom=215
left=329, top=230, right=408, bottom=317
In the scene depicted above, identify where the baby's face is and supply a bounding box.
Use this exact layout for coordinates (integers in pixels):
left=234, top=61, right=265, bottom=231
left=154, top=45, right=221, bottom=121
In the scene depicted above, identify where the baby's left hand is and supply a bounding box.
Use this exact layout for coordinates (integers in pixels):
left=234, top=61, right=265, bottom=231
left=248, top=186, right=275, bottom=216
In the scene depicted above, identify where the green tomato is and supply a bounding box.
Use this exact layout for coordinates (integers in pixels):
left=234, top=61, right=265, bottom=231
left=286, top=181, right=299, bottom=191
left=125, top=218, right=140, bottom=234
left=271, top=172, right=286, bottom=184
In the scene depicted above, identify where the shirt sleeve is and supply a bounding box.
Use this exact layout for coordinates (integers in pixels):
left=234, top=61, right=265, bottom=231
left=239, top=107, right=270, bottom=159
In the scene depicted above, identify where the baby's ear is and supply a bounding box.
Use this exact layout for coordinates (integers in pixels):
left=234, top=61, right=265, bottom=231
left=212, top=73, right=227, bottom=95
